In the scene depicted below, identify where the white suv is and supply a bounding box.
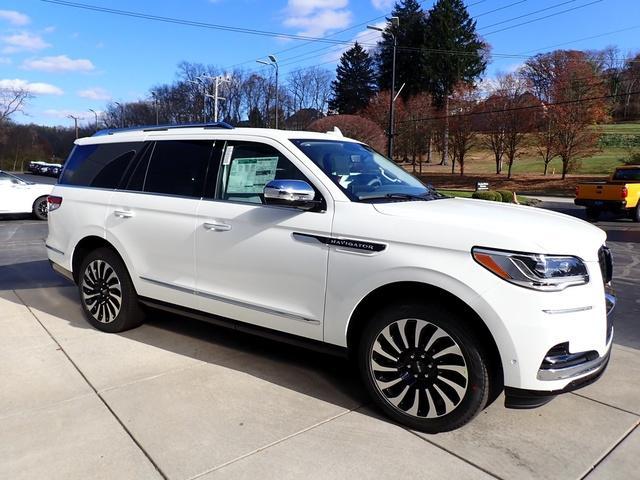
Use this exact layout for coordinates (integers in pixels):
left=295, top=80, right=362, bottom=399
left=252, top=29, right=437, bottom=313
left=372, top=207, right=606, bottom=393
left=47, top=123, right=615, bottom=432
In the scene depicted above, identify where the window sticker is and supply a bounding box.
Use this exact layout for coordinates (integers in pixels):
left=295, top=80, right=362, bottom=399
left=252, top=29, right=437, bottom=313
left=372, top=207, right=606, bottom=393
left=226, top=157, right=279, bottom=194
left=223, top=146, right=234, bottom=165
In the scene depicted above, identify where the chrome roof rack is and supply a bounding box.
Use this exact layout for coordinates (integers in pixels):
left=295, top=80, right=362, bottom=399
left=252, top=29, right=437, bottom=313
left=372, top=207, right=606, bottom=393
left=92, top=122, right=234, bottom=136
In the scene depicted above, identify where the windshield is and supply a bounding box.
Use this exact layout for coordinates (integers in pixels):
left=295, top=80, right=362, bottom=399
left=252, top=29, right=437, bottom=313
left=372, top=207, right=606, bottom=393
left=613, top=168, right=640, bottom=181
left=291, top=139, right=436, bottom=202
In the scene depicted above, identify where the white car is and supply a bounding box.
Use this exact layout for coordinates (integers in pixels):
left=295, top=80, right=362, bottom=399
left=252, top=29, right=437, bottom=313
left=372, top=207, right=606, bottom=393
left=46, top=124, right=615, bottom=432
left=0, top=170, right=53, bottom=220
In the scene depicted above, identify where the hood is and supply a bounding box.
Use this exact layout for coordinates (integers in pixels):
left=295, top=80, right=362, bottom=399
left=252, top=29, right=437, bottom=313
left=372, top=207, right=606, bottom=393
left=372, top=197, right=606, bottom=262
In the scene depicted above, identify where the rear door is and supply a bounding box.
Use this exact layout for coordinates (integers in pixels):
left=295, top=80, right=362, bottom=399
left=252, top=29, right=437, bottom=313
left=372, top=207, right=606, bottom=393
left=194, top=138, right=333, bottom=340
left=106, top=139, right=214, bottom=310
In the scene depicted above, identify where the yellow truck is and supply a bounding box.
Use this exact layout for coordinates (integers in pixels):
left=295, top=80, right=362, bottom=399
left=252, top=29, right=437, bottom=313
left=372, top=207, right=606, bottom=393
left=575, top=165, right=640, bottom=221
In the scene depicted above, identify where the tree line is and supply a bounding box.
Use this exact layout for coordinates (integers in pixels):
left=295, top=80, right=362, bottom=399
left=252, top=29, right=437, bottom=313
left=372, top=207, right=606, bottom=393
left=0, top=0, right=639, bottom=176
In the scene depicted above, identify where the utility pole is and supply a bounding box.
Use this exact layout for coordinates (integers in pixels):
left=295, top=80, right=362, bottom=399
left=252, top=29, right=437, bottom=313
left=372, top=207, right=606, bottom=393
left=368, top=17, right=399, bottom=159
left=88, top=108, right=98, bottom=131
left=67, top=114, right=80, bottom=139
left=257, top=55, right=279, bottom=128
left=201, top=75, right=231, bottom=123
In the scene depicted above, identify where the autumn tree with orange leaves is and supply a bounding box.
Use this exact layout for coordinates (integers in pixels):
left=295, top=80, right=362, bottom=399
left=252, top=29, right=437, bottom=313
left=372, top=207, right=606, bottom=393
left=546, top=52, right=609, bottom=179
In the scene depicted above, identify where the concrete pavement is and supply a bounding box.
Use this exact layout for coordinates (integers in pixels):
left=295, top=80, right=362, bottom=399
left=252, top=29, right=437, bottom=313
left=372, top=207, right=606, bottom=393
left=0, top=207, right=639, bottom=480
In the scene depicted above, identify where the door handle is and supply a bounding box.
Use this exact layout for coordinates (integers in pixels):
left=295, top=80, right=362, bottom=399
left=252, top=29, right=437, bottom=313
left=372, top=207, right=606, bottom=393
left=114, top=209, right=135, bottom=218
left=203, top=221, right=231, bottom=231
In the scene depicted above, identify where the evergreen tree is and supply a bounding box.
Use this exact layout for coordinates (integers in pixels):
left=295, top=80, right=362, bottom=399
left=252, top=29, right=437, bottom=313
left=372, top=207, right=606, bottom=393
left=375, top=0, right=428, bottom=100
left=329, top=42, right=377, bottom=114
left=422, top=0, right=486, bottom=164
left=422, top=0, right=486, bottom=108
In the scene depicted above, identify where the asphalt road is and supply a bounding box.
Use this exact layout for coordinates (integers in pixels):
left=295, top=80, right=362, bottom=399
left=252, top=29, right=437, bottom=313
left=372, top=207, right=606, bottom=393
left=0, top=201, right=638, bottom=480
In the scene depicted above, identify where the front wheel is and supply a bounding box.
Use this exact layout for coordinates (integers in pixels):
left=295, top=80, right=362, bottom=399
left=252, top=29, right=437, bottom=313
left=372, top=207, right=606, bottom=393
left=358, top=302, right=490, bottom=433
left=78, top=247, right=145, bottom=333
left=33, top=196, right=48, bottom=220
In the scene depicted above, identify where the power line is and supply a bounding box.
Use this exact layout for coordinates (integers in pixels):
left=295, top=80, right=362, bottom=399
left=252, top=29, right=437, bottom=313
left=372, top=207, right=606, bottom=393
left=521, top=24, right=640, bottom=54
left=397, top=89, right=640, bottom=125
left=483, top=0, right=603, bottom=36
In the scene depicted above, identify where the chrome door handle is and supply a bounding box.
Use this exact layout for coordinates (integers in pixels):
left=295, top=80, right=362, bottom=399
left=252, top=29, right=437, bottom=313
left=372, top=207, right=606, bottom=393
left=203, top=221, right=231, bottom=231
left=114, top=210, right=134, bottom=218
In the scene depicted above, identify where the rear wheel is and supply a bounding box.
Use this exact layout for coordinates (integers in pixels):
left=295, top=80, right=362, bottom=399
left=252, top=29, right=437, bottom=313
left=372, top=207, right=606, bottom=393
left=633, top=205, right=640, bottom=223
left=358, top=302, right=490, bottom=433
left=585, top=207, right=600, bottom=221
left=78, top=247, right=145, bottom=333
left=32, top=196, right=48, bottom=220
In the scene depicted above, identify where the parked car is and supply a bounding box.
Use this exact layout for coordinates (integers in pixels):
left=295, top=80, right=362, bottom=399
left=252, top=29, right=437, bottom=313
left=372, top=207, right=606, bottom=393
left=0, top=170, right=53, bottom=220
left=27, top=161, right=63, bottom=177
left=28, top=161, right=47, bottom=174
left=46, top=124, right=615, bottom=433
left=575, top=165, right=640, bottom=221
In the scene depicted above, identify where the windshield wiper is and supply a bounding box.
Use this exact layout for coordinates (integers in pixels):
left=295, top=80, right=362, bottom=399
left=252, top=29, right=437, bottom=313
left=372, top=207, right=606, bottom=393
left=360, top=192, right=438, bottom=202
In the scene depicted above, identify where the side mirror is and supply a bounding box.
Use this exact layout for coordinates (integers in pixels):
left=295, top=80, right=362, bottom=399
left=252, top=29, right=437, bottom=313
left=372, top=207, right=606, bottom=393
left=263, top=179, right=319, bottom=210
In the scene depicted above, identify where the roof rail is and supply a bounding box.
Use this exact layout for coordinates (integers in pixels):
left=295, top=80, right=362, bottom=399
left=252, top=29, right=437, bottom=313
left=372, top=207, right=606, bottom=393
left=92, top=122, right=234, bottom=137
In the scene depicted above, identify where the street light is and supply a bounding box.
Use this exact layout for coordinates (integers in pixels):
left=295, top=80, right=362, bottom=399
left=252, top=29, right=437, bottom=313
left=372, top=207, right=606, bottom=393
left=368, top=16, right=399, bottom=159
left=67, top=114, right=80, bottom=139
left=114, top=102, right=125, bottom=128
left=150, top=91, right=159, bottom=125
left=257, top=55, right=279, bottom=129
left=88, top=108, right=98, bottom=131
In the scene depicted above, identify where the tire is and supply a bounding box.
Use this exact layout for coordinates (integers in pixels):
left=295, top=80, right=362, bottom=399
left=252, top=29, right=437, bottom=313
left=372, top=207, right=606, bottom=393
left=358, top=302, right=490, bottom=433
left=78, top=247, right=145, bottom=333
left=633, top=205, right=640, bottom=223
left=585, top=207, right=600, bottom=221
left=32, top=196, right=48, bottom=221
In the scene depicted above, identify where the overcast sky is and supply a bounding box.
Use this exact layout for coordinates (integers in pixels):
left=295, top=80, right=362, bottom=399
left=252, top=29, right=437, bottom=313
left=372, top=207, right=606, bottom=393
left=1, top=0, right=639, bottom=127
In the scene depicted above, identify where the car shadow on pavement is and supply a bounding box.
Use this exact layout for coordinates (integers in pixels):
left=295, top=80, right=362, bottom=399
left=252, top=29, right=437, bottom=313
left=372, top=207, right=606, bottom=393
left=0, top=260, right=72, bottom=290
left=8, top=284, right=369, bottom=413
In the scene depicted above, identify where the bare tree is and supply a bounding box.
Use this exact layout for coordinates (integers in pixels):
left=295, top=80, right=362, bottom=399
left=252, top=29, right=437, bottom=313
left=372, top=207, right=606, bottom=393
left=448, top=86, right=478, bottom=175
left=1, top=87, right=33, bottom=125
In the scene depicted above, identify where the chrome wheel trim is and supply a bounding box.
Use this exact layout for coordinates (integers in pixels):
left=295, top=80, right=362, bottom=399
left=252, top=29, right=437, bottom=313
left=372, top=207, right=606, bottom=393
left=36, top=198, right=48, bottom=218
left=81, top=260, right=122, bottom=324
left=369, top=318, right=468, bottom=419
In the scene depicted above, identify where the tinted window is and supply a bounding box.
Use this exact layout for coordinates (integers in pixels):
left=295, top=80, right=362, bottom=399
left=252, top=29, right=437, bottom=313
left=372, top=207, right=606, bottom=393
left=613, top=168, right=640, bottom=181
left=143, top=140, right=212, bottom=197
left=60, top=142, right=142, bottom=188
left=218, top=142, right=309, bottom=204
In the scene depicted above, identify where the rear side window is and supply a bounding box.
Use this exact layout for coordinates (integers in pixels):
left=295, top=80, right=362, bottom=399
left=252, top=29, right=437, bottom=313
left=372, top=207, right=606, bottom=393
left=59, top=142, right=142, bottom=188
left=143, top=140, right=213, bottom=197
left=612, top=168, right=640, bottom=181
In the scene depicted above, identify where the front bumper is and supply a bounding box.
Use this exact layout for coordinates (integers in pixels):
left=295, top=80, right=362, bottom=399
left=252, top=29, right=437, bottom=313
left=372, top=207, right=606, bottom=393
left=504, top=339, right=611, bottom=408
left=504, top=291, right=615, bottom=409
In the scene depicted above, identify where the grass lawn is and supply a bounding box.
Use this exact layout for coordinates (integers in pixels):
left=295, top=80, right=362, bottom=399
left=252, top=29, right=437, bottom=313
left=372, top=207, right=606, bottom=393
left=597, top=123, right=640, bottom=135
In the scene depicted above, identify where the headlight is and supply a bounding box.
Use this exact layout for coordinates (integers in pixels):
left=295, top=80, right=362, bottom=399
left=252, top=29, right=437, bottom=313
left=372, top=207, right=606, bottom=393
left=472, top=247, right=589, bottom=291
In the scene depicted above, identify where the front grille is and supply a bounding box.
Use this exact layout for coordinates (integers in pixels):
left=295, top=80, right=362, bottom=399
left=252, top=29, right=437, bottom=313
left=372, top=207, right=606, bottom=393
left=598, top=246, right=613, bottom=284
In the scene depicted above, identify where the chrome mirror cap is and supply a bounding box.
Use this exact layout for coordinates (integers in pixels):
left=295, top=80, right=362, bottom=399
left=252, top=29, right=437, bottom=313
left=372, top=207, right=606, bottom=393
left=264, top=179, right=315, bottom=204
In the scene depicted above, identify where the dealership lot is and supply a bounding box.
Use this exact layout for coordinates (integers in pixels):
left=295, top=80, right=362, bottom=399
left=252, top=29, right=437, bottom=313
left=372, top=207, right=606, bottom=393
left=0, top=204, right=638, bottom=480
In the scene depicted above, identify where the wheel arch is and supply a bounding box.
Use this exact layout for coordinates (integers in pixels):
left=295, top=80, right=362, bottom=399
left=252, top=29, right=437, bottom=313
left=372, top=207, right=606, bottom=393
left=71, top=236, right=123, bottom=284
left=345, top=281, right=504, bottom=398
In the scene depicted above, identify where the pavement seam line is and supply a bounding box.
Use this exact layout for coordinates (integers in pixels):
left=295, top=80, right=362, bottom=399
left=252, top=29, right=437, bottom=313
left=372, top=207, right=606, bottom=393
left=187, top=407, right=359, bottom=480
left=403, top=428, right=505, bottom=480
left=570, top=392, right=640, bottom=417
left=579, top=420, right=640, bottom=479
left=13, top=289, right=169, bottom=480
